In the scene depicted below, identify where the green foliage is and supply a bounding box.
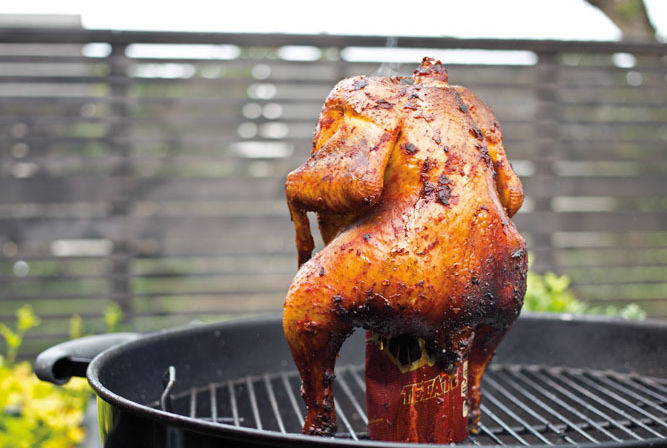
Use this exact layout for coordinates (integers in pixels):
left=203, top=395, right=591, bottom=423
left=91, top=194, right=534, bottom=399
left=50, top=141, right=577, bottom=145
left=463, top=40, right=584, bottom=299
left=524, top=272, right=586, bottom=314
left=0, top=362, right=90, bottom=448
left=586, top=303, right=647, bottom=320
left=103, top=303, right=124, bottom=333
left=524, top=271, right=646, bottom=320
left=68, top=303, right=126, bottom=340
left=0, top=307, right=91, bottom=448
left=68, top=315, right=84, bottom=341
left=16, top=306, right=41, bottom=333
left=0, top=306, right=41, bottom=364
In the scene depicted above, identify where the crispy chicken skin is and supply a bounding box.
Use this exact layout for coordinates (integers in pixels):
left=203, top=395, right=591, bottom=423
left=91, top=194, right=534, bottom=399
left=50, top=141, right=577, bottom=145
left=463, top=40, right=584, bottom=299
left=284, top=58, right=527, bottom=436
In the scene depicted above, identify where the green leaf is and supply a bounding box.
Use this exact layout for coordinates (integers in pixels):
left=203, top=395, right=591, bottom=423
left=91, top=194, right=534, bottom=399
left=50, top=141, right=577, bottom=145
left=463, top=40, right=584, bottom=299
left=0, top=324, right=20, bottom=350
left=68, top=315, right=84, bottom=340
left=16, top=305, right=40, bottom=333
left=104, top=303, right=124, bottom=333
left=617, top=303, right=647, bottom=320
left=544, top=272, right=570, bottom=293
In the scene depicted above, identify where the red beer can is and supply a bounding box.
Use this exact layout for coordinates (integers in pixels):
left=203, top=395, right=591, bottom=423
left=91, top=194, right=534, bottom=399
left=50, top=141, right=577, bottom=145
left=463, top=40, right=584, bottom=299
left=365, top=331, right=469, bottom=443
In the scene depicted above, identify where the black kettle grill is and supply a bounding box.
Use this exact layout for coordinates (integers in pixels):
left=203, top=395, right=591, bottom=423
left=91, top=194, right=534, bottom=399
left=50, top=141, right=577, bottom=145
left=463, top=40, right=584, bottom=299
left=35, top=313, right=666, bottom=447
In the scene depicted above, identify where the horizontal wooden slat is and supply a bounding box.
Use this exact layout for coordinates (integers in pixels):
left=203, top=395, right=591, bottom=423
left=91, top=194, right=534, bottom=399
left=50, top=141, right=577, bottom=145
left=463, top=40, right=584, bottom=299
left=522, top=176, right=666, bottom=197
left=3, top=113, right=666, bottom=128
left=0, top=211, right=663, bottom=238
left=0, top=177, right=287, bottom=203
left=3, top=72, right=667, bottom=90
left=0, top=307, right=280, bottom=323
left=1, top=54, right=664, bottom=74
left=0, top=28, right=663, bottom=53
left=2, top=175, right=660, bottom=204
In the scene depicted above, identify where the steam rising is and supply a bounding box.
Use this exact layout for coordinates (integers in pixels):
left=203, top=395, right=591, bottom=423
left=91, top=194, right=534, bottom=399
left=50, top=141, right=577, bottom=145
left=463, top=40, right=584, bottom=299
left=375, top=36, right=401, bottom=76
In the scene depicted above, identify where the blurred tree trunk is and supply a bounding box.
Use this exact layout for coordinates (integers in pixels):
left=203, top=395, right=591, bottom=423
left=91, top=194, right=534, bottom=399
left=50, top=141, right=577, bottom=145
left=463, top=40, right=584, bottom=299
left=585, top=0, right=661, bottom=86
left=585, top=0, right=657, bottom=41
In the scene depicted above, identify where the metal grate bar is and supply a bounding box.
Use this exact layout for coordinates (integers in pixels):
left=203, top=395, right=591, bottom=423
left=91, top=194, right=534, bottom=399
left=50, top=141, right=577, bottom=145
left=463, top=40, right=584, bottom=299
left=582, top=372, right=667, bottom=420
left=245, top=376, right=263, bottom=430
left=189, top=387, right=196, bottom=418
left=502, top=369, right=609, bottom=442
left=534, top=369, right=641, bottom=440
left=484, top=373, right=577, bottom=445
left=480, top=403, right=530, bottom=445
left=556, top=371, right=665, bottom=437
left=483, top=384, right=555, bottom=444
left=604, top=373, right=667, bottom=409
left=336, top=370, right=367, bottom=424
left=263, top=374, right=286, bottom=433
left=333, top=397, right=358, bottom=441
left=280, top=371, right=305, bottom=427
left=227, top=380, right=240, bottom=427
left=209, top=383, right=218, bottom=423
left=477, top=422, right=504, bottom=445
left=348, top=366, right=366, bottom=392
left=636, top=377, right=667, bottom=395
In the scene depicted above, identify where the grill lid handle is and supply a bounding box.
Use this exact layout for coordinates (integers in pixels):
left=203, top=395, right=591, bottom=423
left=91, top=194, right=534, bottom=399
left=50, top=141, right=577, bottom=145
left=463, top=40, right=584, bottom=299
left=35, top=332, right=140, bottom=385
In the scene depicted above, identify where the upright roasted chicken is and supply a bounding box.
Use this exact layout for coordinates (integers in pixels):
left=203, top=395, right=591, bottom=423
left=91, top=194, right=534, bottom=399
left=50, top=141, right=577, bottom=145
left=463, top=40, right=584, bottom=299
left=283, top=58, right=527, bottom=436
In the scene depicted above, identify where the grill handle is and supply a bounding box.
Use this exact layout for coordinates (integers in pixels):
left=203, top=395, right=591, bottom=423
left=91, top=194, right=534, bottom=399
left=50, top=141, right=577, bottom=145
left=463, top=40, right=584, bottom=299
left=35, top=333, right=140, bottom=385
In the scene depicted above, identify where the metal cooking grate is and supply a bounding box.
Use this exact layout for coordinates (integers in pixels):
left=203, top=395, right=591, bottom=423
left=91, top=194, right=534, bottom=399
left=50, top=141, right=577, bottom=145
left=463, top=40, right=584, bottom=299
left=156, top=364, right=667, bottom=446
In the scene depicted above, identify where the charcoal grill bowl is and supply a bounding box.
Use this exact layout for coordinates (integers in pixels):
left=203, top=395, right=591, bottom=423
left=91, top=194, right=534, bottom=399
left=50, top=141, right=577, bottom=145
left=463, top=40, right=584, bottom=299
left=35, top=313, right=666, bottom=448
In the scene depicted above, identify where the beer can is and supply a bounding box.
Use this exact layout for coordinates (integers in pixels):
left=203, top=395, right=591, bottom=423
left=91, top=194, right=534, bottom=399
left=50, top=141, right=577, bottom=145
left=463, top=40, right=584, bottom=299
left=365, top=331, right=469, bottom=443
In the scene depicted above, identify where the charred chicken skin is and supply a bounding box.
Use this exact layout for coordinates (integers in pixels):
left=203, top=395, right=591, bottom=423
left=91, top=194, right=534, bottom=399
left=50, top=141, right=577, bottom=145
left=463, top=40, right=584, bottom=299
left=283, top=58, right=527, bottom=436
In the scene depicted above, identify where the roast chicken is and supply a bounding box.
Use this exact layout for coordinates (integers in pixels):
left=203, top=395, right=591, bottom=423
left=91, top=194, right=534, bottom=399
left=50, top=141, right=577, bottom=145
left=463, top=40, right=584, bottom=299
left=283, top=58, right=527, bottom=436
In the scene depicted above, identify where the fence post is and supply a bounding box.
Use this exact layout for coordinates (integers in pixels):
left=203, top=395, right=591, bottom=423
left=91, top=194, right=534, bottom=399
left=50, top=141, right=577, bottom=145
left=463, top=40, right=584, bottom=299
left=533, top=51, right=560, bottom=272
left=107, top=42, right=133, bottom=321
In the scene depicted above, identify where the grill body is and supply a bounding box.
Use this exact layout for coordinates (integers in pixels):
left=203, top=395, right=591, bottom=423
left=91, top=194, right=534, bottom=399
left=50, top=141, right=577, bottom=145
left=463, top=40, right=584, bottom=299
left=40, top=314, right=667, bottom=447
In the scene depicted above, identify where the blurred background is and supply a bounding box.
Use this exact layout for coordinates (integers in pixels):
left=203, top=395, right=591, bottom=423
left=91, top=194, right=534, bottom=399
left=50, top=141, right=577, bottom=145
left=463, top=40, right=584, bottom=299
left=0, top=0, right=666, bottom=363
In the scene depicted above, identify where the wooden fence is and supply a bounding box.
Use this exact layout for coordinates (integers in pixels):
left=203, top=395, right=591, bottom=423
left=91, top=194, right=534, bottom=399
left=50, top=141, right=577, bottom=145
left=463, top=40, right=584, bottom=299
left=0, top=28, right=665, bottom=357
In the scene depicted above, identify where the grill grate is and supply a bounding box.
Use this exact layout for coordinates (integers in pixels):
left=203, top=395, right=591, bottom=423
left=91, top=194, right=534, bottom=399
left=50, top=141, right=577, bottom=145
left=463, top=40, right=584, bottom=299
left=155, top=364, right=667, bottom=446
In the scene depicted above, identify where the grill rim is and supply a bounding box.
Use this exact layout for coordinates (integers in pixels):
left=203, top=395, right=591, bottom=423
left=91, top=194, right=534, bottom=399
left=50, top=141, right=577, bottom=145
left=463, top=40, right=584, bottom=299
left=85, top=313, right=667, bottom=447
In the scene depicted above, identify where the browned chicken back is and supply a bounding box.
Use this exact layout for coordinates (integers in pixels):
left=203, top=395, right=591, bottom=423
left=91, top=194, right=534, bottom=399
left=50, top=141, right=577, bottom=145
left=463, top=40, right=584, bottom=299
left=283, top=57, right=527, bottom=436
